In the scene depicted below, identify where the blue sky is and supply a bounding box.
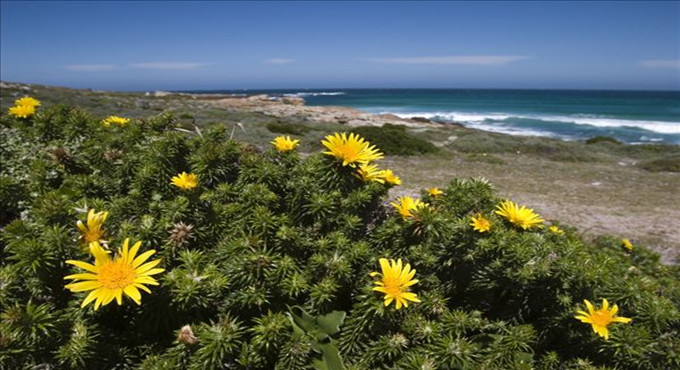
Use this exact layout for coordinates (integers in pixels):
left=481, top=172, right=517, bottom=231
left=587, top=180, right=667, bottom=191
left=1, top=1, right=678, bottom=90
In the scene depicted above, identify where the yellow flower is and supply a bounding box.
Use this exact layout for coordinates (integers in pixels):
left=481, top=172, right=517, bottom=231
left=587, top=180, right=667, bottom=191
left=14, top=97, right=41, bottom=108
left=321, top=132, right=383, bottom=167
left=8, top=104, right=36, bottom=118
left=355, top=163, right=385, bottom=183
left=64, top=239, right=164, bottom=310
left=575, top=299, right=632, bottom=340
left=370, top=258, right=421, bottom=309
left=381, top=169, right=402, bottom=186
left=102, top=115, right=130, bottom=127
left=622, top=238, right=633, bottom=251
left=428, top=187, right=443, bottom=198
left=495, top=200, right=544, bottom=230
left=170, top=172, right=198, bottom=190
left=77, top=209, right=109, bottom=244
left=470, top=213, right=491, bottom=233
left=549, top=225, right=564, bottom=235
left=271, top=135, right=300, bottom=152
left=391, top=196, right=427, bottom=220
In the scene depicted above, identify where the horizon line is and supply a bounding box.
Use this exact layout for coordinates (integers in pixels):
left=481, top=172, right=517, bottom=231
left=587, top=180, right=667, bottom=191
left=2, top=80, right=679, bottom=93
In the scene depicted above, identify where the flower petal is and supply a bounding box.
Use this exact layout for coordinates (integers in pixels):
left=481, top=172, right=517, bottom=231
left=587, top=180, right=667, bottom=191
left=66, top=260, right=98, bottom=273
left=81, top=289, right=101, bottom=308
left=135, top=259, right=161, bottom=274
left=584, top=300, right=595, bottom=314
left=138, top=268, right=164, bottom=277
left=64, top=273, right=98, bottom=281
left=124, top=285, right=142, bottom=304
left=132, top=250, right=156, bottom=268
left=65, top=281, right=101, bottom=292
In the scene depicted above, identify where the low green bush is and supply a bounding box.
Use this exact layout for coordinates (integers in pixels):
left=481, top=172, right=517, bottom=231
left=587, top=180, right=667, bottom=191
left=637, top=155, right=680, bottom=172
left=351, top=124, right=438, bottom=156
left=585, top=136, right=622, bottom=145
left=266, top=121, right=312, bottom=136
left=1, top=102, right=678, bottom=369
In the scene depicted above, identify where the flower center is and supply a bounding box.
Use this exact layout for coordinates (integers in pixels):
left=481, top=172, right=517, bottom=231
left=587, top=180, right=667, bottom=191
left=84, top=229, right=103, bottom=243
left=98, top=261, right=136, bottom=289
left=337, top=145, right=359, bottom=162
left=383, top=276, right=404, bottom=297
left=590, top=311, right=613, bottom=327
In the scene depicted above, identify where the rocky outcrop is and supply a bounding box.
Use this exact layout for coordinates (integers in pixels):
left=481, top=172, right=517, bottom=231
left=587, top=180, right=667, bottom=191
left=281, top=96, right=305, bottom=106
left=191, top=94, right=437, bottom=128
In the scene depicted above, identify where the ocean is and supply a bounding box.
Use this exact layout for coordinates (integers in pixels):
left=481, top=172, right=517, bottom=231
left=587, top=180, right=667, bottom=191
left=192, top=89, right=680, bottom=144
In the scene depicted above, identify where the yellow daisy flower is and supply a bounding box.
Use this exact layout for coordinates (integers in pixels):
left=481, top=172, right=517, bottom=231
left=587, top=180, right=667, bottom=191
left=427, top=187, right=443, bottom=198
left=549, top=225, right=564, bottom=235
left=77, top=209, right=109, bottom=244
left=170, top=172, right=198, bottom=190
left=381, top=169, right=402, bottom=186
left=8, top=104, right=36, bottom=119
left=370, top=258, right=421, bottom=309
left=622, top=238, right=633, bottom=251
left=355, top=163, right=385, bottom=183
left=321, top=132, right=383, bottom=167
left=14, top=96, right=41, bottom=108
left=102, top=115, right=130, bottom=127
left=470, top=213, right=491, bottom=233
left=495, top=199, right=544, bottom=230
left=574, top=299, right=632, bottom=340
left=391, top=195, right=428, bottom=220
left=64, top=239, right=164, bottom=310
left=271, top=135, right=300, bottom=152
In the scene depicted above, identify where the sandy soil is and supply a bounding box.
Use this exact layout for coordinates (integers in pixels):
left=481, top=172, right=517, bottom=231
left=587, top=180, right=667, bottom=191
left=385, top=153, right=680, bottom=264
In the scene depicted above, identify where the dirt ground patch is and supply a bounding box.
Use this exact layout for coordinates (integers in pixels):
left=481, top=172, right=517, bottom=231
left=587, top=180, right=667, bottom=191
left=387, top=153, right=680, bottom=264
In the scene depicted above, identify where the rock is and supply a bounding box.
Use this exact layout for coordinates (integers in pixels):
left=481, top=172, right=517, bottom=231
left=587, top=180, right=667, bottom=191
left=410, top=116, right=431, bottom=123
left=246, top=94, right=270, bottom=101
left=376, top=113, right=402, bottom=120
left=281, top=96, right=305, bottom=106
left=153, top=91, right=171, bottom=97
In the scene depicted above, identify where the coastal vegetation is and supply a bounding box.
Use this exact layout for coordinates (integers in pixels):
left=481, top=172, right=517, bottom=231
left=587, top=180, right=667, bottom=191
left=350, top=124, right=439, bottom=156
left=1, top=82, right=679, bottom=265
left=1, top=91, right=679, bottom=369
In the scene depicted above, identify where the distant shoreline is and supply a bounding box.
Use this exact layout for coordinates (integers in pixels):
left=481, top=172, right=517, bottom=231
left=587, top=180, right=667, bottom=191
left=184, top=87, right=680, bottom=145
left=2, top=81, right=679, bottom=146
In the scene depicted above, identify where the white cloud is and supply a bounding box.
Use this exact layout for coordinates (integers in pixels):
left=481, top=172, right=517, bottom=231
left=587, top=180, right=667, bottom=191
left=367, top=55, right=531, bottom=65
left=63, top=64, right=118, bottom=71
left=128, top=62, right=209, bottom=70
left=639, top=60, right=680, bottom=69
left=266, top=58, right=295, bottom=64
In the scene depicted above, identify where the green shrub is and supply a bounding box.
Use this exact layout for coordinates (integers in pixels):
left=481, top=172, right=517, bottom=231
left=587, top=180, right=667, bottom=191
left=351, top=124, right=438, bottom=156
left=585, top=136, right=622, bottom=145
left=637, top=155, right=680, bottom=172
left=1, top=104, right=678, bottom=369
left=266, top=121, right=312, bottom=136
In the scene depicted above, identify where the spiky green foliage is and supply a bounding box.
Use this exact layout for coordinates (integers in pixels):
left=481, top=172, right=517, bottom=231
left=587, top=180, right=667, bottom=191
left=1, top=105, right=678, bottom=369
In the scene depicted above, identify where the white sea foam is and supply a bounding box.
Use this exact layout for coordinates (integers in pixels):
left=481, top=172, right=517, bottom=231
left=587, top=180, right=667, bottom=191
left=285, top=91, right=346, bottom=97
left=386, top=111, right=680, bottom=135
left=466, top=123, right=558, bottom=138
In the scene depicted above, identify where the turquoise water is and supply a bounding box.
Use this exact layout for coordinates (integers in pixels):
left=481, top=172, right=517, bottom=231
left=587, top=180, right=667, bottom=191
left=192, top=89, right=680, bottom=144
